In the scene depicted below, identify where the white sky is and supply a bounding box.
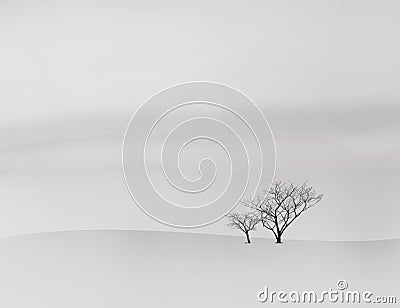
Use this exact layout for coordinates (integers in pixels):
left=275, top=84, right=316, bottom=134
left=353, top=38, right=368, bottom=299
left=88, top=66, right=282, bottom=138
left=0, top=0, right=399, bottom=240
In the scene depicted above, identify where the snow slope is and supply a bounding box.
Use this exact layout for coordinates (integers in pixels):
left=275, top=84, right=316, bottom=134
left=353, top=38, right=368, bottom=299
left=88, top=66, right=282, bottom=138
left=1, top=230, right=399, bottom=307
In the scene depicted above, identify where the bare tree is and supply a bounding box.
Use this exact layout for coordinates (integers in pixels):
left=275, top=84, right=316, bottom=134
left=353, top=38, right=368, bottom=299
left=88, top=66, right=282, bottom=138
left=247, top=181, right=323, bottom=244
left=226, top=211, right=260, bottom=244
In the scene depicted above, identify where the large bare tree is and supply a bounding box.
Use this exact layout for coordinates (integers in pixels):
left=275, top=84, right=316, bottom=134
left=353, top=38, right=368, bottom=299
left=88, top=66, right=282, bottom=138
left=226, top=211, right=260, bottom=244
left=247, top=181, right=323, bottom=244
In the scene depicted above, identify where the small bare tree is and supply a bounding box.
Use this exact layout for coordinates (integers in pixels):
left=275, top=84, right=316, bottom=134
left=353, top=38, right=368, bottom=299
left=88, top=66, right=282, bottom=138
left=247, top=181, right=323, bottom=244
left=226, top=211, right=260, bottom=244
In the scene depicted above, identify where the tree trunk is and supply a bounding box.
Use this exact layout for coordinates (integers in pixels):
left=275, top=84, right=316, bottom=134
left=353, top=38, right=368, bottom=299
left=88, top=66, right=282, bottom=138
left=276, top=234, right=282, bottom=244
left=245, top=232, right=251, bottom=244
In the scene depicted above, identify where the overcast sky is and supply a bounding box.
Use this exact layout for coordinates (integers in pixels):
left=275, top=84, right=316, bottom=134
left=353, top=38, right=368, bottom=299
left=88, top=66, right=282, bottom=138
left=0, top=0, right=399, bottom=240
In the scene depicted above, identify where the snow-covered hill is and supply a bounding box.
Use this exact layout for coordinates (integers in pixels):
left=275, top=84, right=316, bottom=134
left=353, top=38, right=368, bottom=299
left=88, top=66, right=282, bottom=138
left=1, top=230, right=399, bottom=307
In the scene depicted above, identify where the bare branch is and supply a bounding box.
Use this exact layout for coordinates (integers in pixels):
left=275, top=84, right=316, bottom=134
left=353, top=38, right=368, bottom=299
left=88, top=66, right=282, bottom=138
left=248, top=180, right=323, bottom=244
left=226, top=211, right=260, bottom=244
